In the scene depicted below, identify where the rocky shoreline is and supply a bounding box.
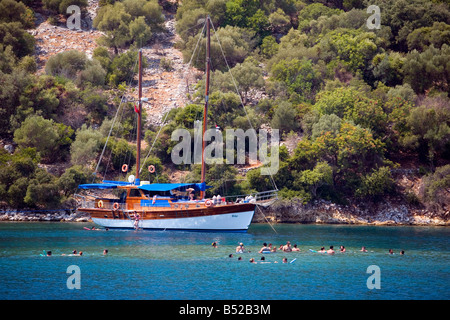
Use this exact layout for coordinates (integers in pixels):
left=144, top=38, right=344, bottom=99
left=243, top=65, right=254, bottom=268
left=1, top=200, right=448, bottom=226
left=0, top=209, right=90, bottom=222
left=254, top=199, right=449, bottom=226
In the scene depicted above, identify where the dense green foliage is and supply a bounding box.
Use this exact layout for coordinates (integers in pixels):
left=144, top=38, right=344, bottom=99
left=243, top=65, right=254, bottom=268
left=172, top=0, right=450, bottom=206
left=1, top=0, right=449, bottom=211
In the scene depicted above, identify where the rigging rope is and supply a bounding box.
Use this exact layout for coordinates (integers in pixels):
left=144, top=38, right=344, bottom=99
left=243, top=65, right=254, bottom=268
left=139, top=20, right=207, bottom=174
left=209, top=18, right=279, bottom=192
left=93, top=52, right=139, bottom=182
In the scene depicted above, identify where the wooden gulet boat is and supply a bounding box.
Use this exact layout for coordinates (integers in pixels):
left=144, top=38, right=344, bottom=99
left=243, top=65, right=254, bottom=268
left=75, top=16, right=277, bottom=232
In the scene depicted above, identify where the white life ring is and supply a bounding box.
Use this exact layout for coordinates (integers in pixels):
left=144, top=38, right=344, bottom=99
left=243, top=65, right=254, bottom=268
left=205, top=199, right=212, bottom=207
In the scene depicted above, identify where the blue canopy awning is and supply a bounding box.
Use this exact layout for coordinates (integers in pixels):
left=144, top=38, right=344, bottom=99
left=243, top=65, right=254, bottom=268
left=78, top=180, right=131, bottom=189
left=78, top=181, right=210, bottom=192
left=138, top=182, right=211, bottom=192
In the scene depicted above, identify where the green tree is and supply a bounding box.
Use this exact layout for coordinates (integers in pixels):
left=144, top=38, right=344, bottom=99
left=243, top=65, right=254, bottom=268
left=422, top=164, right=450, bottom=211
left=271, top=101, right=299, bottom=135
left=42, top=0, right=87, bottom=14
left=260, top=35, right=279, bottom=59
left=268, top=8, right=290, bottom=34
left=318, top=28, right=379, bottom=78
left=400, top=96, right=450, bottom=168
left=0, top=22, right=35, bottom=58
left=13, top=115, right=73, bottom=163
left=58, top=165, right=92, bottom=197
left=24, top=169, right=61, bottom=208
left=129, top=16, right=152, bottom=47
left=407, top=22, right=450, bottom=52
left=94, top=2, right=132, bottom=54
left=271, top=58, right=321, bottom=102
left=311, top=113, right=342, bottom=140
left=228, top=58, right=264, bottom=103
left=372, top=52, right=405, bottom=87
left=296, top=161, right=333, bottom=198
left=356, top=166, right=395, bottom=200
left=70, top=124, right=103, bottom=167
left=313, top=87, right=387, bottom=137
left=368, top=0, right=450, bottom=52
left=0, top=0, right=35, bottom=28
left=108, top=50, right=147, bottom=86
left=182, top=25, right=256, bottom=71
left=403, top=44, right=450, bottom=94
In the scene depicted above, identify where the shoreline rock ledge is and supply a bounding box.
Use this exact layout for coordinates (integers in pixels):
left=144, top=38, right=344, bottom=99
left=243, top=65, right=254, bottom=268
left=0, top=209, right=90, bottom=222
left=253, top=199, right=449, bottom=226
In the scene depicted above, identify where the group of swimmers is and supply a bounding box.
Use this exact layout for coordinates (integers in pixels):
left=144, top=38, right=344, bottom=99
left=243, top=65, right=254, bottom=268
left=215, top=241, right=406, bottom=262
left=43, top=249, right=108, bottom=256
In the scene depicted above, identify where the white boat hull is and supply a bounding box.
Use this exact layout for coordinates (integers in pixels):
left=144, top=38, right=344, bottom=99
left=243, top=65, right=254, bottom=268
left=91, top=210, right=255, bottom=232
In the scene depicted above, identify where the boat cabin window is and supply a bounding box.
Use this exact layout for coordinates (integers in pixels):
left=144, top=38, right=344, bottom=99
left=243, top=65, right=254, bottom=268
left=128, top=189, right=143, bottom=198
left=142, top=190, right=172, bottom=197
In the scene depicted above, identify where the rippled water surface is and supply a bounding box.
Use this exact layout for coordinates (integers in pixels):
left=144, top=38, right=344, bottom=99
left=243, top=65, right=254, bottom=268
left=0, top=222, right=448, bottom=300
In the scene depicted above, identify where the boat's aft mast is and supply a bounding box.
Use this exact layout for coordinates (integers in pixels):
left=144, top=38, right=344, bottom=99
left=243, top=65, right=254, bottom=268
left=200, top=16, right=211, bottom=199
left=136, top=49, right=142, bottom=185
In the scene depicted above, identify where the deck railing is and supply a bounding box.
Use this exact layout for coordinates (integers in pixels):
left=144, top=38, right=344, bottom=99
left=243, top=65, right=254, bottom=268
left=74, top=189, right=279, bottom=211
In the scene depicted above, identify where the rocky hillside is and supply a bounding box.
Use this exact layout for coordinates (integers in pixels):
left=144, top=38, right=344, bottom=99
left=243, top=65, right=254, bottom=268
left=31, top=0, right=197, bottom=127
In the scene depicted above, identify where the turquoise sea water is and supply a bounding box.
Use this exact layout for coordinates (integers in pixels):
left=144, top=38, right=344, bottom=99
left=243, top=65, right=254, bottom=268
left=0, top=222, right=448, bottom=300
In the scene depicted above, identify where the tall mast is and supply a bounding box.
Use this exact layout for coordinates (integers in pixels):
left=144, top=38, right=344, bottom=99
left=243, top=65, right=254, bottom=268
left=200, top=16, right=211, bottom=199
left=136, top=49, right=142, bottom=185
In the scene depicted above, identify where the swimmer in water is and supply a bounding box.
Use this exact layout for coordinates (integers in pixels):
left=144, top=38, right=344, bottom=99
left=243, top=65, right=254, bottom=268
left=236, top=243, right=244, bottom=253
left=282, top=241, right=292, bottom=252
left=259, top=243, right=270, bottom=253
left=327, top=246, right=335, bottom=255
